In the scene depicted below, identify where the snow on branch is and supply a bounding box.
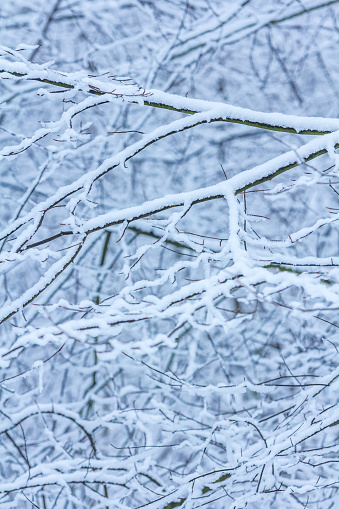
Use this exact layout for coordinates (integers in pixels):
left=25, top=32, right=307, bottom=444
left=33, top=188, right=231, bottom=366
left=2, top=45, right=339, bottom=136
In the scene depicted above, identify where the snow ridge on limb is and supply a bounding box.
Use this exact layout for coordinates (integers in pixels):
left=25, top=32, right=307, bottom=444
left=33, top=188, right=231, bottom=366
left=1, top=45, right=339, bottom=136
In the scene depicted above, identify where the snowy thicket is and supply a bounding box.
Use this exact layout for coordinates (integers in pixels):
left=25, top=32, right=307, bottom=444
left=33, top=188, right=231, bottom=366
left=0, top=1, right=339, bottom=508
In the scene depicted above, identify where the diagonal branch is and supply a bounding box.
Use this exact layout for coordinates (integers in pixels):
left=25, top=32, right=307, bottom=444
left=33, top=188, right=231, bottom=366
left=2, top=53, right=339, bottom=135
